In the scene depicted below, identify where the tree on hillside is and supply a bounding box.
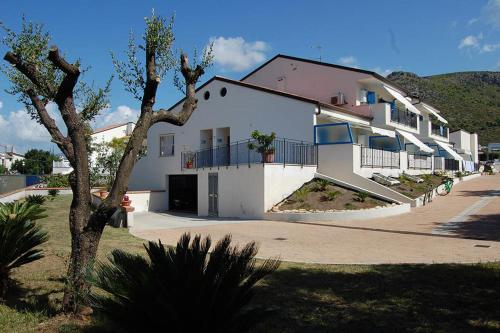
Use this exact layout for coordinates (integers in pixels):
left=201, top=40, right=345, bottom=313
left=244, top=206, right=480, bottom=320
left=10, top=149, right=57, bottom=174
left=1, top=13, right=212, bottom=313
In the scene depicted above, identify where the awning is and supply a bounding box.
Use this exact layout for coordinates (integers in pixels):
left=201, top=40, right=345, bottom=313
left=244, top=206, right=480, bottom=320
left=396, top=129, right=434, bottom=153
left=421, top=103, right=448, bottom=124
left=370, top=126, right=396, bottom=138
left=434, top=140, right=463, bottom=160
left=383, top=85, right=421, bottom=115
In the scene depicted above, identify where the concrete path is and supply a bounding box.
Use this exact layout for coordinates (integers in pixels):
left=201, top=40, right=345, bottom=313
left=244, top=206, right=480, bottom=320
left=131, top=175, right=500, bottom=264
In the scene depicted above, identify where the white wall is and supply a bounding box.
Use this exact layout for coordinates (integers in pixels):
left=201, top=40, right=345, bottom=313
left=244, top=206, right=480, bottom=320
left=128, top=78, right=316, bottom=191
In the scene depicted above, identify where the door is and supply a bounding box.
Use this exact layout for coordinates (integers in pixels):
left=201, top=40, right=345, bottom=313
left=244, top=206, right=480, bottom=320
left=168, top=175, right=198, bottom=213
left=208, top=173, right=218, bottom=216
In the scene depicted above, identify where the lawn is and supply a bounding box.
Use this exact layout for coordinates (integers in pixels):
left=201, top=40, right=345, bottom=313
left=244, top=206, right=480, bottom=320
left=2, top=195, right=500, bottom=332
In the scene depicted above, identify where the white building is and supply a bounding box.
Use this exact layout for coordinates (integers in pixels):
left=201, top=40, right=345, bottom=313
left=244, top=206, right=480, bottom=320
left=52, top=122, right=135, bottom=175
left=0, top=151, right=24, bottom=171
left=128, top=55, right=479, bottom=218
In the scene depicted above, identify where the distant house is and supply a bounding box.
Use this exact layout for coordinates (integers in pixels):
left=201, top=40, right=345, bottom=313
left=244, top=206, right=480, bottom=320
left=0, top=151, right=24, bottom=171
left=52, top=122, right=135, bottom=175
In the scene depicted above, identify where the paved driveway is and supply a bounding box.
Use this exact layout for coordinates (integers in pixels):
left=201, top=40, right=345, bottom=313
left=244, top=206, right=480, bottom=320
left=131, top=175, right=500, bottom=264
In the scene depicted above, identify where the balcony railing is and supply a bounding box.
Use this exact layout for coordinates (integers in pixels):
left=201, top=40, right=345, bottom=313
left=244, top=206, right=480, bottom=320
left=390, top=105, right=417, bottom=129
left=408, top=154, right=432, bottom=170
left=361, top=146, right=400, bottom=169
left=181, top=138, right=318, bottom=170
left=431, top=123, right=448, bottom=138
left=445, top=158, right=459, bottom=171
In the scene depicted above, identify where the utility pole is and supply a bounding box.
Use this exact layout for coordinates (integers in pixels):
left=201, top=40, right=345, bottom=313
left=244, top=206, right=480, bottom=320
left=311, top=45, right=323, bottom=62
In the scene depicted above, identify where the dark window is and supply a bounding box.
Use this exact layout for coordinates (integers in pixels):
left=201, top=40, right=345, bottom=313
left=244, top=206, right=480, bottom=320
left=220, top=87, right=227, bottom=97
left=204, top=91, right=210, bottom=100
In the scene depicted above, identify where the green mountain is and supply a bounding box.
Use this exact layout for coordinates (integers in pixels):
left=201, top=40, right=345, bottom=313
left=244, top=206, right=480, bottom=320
left=387, top=71, right=500, bottom=144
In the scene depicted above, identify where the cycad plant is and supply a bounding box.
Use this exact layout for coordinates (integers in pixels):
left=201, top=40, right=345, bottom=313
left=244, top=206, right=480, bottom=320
left=0, top=201, right=48, bottom=299
left=92, top=233, right=281, bottom=332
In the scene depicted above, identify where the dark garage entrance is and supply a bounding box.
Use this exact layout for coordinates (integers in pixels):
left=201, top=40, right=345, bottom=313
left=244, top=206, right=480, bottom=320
left=168, top=175, right=198, bottom=213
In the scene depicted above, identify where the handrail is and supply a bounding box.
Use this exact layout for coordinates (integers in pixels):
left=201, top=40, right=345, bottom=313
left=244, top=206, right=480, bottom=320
left=181, top=137, right=318, bottom=170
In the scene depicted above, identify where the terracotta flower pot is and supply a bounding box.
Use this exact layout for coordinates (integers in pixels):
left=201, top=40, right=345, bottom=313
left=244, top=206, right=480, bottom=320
left=264, top=152, right=275, bottom=163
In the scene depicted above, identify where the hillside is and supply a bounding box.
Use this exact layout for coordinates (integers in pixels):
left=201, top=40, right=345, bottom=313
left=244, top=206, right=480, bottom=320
left=387, top=71, right=500, bottom=144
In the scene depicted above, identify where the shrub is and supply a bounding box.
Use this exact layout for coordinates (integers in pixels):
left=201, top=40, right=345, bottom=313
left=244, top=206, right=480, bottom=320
left=455, top=171, right=463, bottom=180
left=293, top=187, right=310, bottom=202
left=0, top=201, right=48, bottom=299
left=92, top=233, right=280, bottom=332
left=41, top=174, right=69, bottom=188
left=322, top=190, right=340, bottom=201
left=311, top=179, right=330, bottom=192
left=355, top=191, right=369, bottom=202
left=25, top=194, right=46, bottom=205
left=48, top=189, right=60, bottom=198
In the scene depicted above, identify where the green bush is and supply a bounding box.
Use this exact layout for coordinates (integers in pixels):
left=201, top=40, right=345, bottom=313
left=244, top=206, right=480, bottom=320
left=41, top=174, right=69, bottom=188
left=293, top=187, right=310, bottom=202
left=0, top=201, right=48, bottom=299
left=48, top=189, right=60, bottom=198
left=92, top=233, right=280, bottom=332
left=311, top=179, right=330, bottom=192
left=354, top=191, right=369, bottom=203
left=322, top=190, right=340, bottom=201
left=25, top=194, right=46, bottom=205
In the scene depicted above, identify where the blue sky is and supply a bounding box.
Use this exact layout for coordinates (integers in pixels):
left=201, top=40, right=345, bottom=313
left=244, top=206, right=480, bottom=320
left=0, top=0, right=499, bottom=153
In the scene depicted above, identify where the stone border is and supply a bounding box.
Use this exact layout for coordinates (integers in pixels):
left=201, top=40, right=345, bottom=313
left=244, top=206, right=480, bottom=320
left=263, top=203, right=411, bottom=222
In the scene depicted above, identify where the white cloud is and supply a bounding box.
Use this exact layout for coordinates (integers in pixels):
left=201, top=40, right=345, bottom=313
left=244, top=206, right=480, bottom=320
left=467, top=18, right=479, bottom=26
left=210, top=36, right=270, bottom=72
left=0, top=104, right=138, bottom=153
left=338, top=56, right=359, bottom=68
left=482, top=0, right=500, bottom=29
left=0, top=101, right=3, bottom=109
left=458, top=33, right=483, bottom=49
left=93, top=105, right=139, bottom=128
left=482, top=43, right=500, bottom=52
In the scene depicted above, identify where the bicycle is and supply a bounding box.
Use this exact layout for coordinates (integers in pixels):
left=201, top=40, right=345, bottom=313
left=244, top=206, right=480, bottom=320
left=436, top=177, right=454, bottom=196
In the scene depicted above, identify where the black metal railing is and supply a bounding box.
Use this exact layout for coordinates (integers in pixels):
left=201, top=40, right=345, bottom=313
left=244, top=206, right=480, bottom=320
left=390, top=105, right=417, bottom=129
left=361, top=146, right=400, bottom=168
left=408, top=153, right=432, bottom=170
left=444, top=158, right=459, bottom=171
left=431, top=123, right=448, bottom=137
left=181, top=138, right=318, bottom=170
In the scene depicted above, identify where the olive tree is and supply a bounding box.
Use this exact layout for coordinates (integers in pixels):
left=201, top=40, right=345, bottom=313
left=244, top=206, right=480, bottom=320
left=1, top=13, right=212, bottom=312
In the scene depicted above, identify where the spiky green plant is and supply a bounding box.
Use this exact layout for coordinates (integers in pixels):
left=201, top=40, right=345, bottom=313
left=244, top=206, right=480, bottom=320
left=91, top=233, right=280, bottom=332
left=47, top=189, right=59, bottom=198
left=311, top=179, right=330, bottom=192
left=322, top=190, right=340, bottom=201
left=25, top=194, right=46, bottom=205
left=354, top=191, right=369, bottom=203
left=293, top=187, right=310, bottom=203
left=0, top=201, right=48, bottom=299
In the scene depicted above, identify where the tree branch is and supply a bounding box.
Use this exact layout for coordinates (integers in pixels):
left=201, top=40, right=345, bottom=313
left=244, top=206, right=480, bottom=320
left=152, top=53, right=204, bottom=125
left=3, top=51, right=55, bottom=95
left=48, top=46, right=80, bottom=76
left=26, top=89, right=75, bottom=163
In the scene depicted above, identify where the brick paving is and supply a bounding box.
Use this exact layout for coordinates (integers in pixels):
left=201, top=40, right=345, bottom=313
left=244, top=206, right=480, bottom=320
left=131, top=175, right=500, bottom=264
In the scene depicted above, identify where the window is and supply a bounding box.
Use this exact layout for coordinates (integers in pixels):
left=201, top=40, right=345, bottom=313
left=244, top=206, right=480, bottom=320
left=160, top=134, right=174, bottom=157
left=204, top=91, right=210, bottom=100
left=220, top=87, right=227, bottom=97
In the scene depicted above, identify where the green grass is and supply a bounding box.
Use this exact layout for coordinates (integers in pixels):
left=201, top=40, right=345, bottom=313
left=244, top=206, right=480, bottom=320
left=2, top=195, right=500, bottom=332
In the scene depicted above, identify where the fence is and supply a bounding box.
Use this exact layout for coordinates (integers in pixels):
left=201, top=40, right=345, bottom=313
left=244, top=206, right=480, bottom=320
left=360, top=146, right=400, bottom=168
left=408, top=154, right=432, bottom=170
left=181, top=138, right=318, bottom=170
left=0, top=175, right=42, bottom=195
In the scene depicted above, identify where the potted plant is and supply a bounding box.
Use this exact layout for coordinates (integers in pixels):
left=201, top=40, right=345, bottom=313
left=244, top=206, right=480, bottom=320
left=248, top=130, right=276, bottom=163
left=121, top=195, right=131, bottom=207
left=185, top=153, right=194, bottom=169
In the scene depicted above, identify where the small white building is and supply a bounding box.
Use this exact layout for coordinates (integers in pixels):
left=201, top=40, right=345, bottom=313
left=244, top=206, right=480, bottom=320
left=0, top=151, right=24, bottom=171
left=52, top=122, right=135, bottom=175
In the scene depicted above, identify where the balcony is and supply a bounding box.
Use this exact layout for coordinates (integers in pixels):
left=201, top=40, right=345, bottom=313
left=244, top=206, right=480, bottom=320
left=430, top=123, right=448, bottom=138
left=361, top=146, right=400, bottom=169
left=181, top=138, right=318, bottom=170
left=390, top=105, right=418, bottom=129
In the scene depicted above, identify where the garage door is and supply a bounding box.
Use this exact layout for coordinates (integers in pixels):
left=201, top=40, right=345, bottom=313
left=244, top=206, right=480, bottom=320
left=168, top=175, right=198, bottom=213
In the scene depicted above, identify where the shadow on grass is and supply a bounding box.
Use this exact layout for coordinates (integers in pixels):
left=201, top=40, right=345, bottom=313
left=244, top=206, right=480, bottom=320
left=4, top=279, right=62, bottom=316
left=253, top=263, right=500, bottom=332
